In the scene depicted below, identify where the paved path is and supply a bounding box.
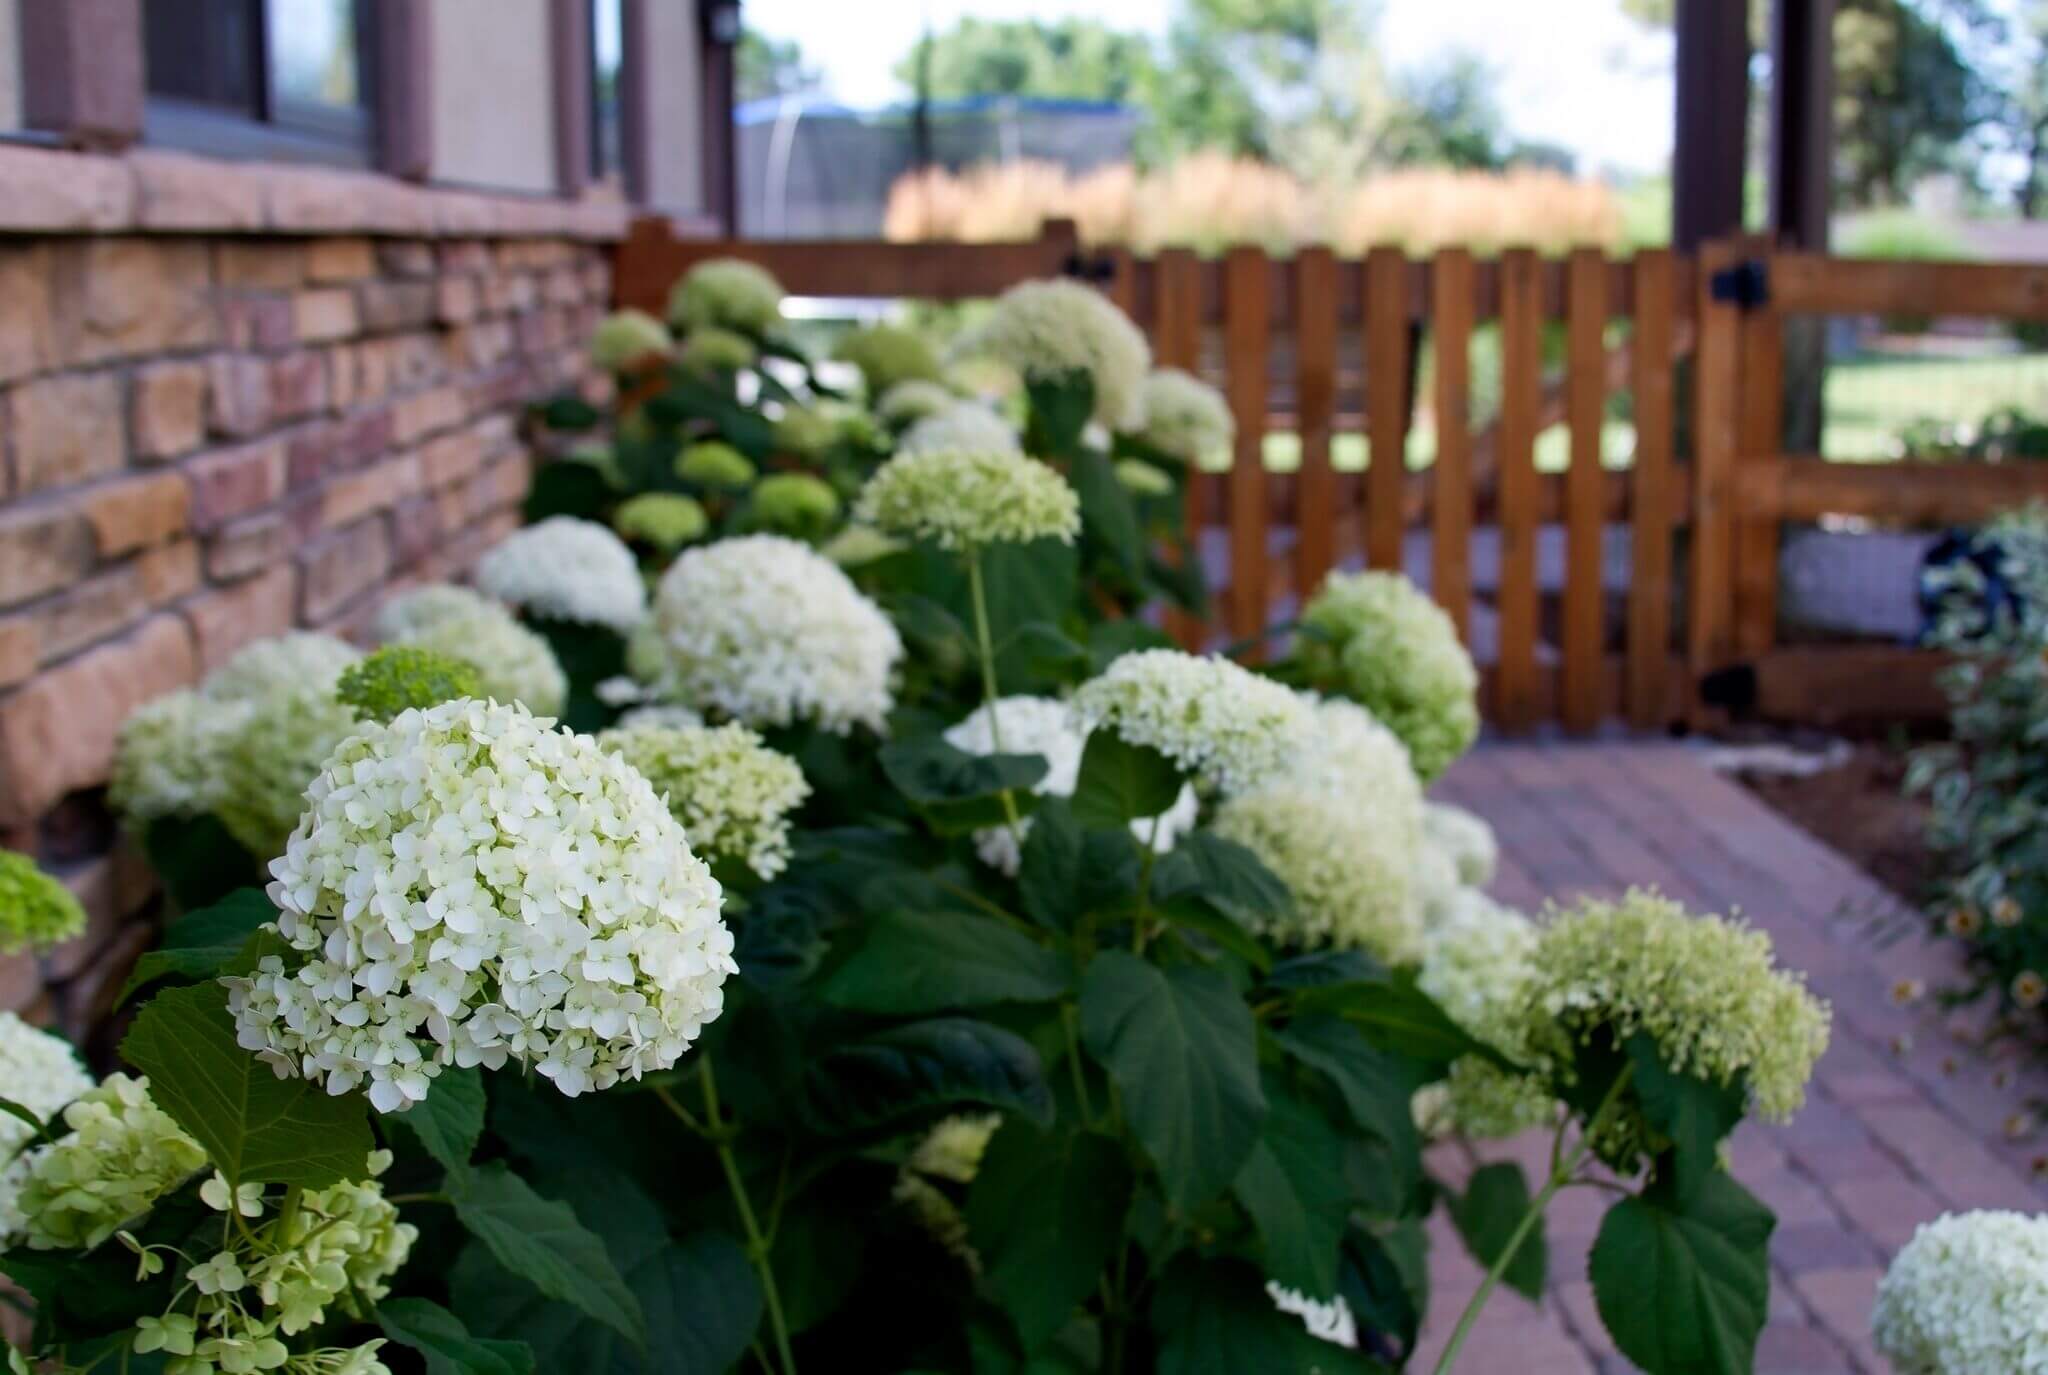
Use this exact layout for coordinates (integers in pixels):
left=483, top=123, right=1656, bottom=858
left=1413, top=740, right=2048, bottom=1374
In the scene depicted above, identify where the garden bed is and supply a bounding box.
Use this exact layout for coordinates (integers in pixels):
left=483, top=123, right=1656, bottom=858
left=1727, top=740, right=1935, bottom=904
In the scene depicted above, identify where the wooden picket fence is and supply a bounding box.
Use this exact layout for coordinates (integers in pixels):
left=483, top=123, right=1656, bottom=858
left=615, top=215, right=2048, bottom=733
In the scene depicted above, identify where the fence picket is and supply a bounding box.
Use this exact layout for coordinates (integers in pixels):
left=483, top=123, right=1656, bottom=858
left=1154, top=249, right=1204, bottom=648
left=1431, top=250, right=1474, bottom=643
left=1495, top=249, right=1543, bottom=729
left=1627, top=251, right=1676, bottom=728
left=1294, top=248, right=1339, bottom=604
left=1366, top=248, right=1409, bottom=571
left=1224, top=247, right=1271, bottom=650
left=1688, top=240, right=1744, bottom=702
left=1562, top=249, right=1608, bottom=733
left=1733, top=261, right=1783, bottom=659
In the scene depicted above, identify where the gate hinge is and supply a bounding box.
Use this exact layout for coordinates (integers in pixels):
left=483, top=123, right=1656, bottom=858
left=1062, top=251, right=1117, bottom=285
left=1709, top=259, right=1769, bottom=309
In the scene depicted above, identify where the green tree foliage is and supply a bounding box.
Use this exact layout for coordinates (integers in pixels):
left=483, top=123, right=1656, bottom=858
left=738, top=27, right=820, bottom=103
left=892, top=18, right=1161, bottom=105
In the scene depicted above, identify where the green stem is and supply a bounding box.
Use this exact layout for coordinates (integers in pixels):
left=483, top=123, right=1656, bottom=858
left=669, top=1063, right=800, bottom=1375
left=966, top=548, right=1024, bottom=842
left=1062, top=1004, right=1096, bottom=1125
left=1131, top=814, right=1163, bottom=955
left=1431, top=1063, right=1635, bottom=1375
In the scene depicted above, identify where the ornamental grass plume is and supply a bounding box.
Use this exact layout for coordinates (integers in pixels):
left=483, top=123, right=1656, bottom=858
left=676, top=440, right=758, bottom=488
left=666, top=257, right=784, bottom=334
left=1872, top=1210, right=2048, bottom=1374
left=645, top=534, right=903, bottom=734
left=588, top=308, right=673, bottom=373
left=0, top=1013, right=93, bottom=1244
left=898, top=401, right=1022, bottom=456
left=1071, top=649, right=1312, bottom=797
left=875, top=379, right=959, bottom=427
left=856, top=448, right=1080, bottom=551
left=11, top=1073, right=206, bottom=1250
left=225, top=698, right=734, bottom=1112
left=598, top=722, right=811, bottom=881
left=1300, top=570, right=1480, bottom=781
left=751, top=472, right=842, bottom=537
left=679, top=326, right=758, bottom=375
left=0, top=850, right=85, bottom=956
left=374, top=584, right=569, bottom=718
left=474, top=516, right=647, bottom=633
left=835, top=322, right=943, bottom=396
left=613, top=492, right=709, bottom=553
left=336, top=647, right=483, bottom=724
left=1524, top=889, right=1831, bottom=1157
left=960, top=278, right=1151, bottom=428
left=1130, top=367, right=1235, bottom=470
left=942, top=696, right=1198, bottom=875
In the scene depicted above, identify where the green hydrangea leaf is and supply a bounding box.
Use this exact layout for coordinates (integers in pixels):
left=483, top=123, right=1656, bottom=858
left=379, top=1297, right=535, bottom=1375
left=390, top=1065, right=486, bottom=1173
left=1625, top=1032, right=1747, bottom=1206
left=1230, top=1072, right=1349, bottom=1298
left=1338, top=1221, right=1427, bottom=1361
left=120, top=981, right=372, bottom=1191
left=1016, top=799, right=1141, bottom=932
left=1589, top=1173, right=1775, bottom=1375
left=1069, top=732, right=1185, bottom=830
left=1449, top=1163, right=1547, bottom=1302
left=117, top=888, right=277, bottom=1006
left=447, top=1162, right=648, bottom=1349
left=823, top=908, right=1070, bottom=1014
left=1273, top=1013, right=1425, bottom=1200
left=1294, top=972, right=1506, bottom=1072
left=1152, top=832, right=1294, bottom=929
left=1150, top=1255, right=1377, bottom=1375
left=966, top=1125, right=1133, bottom=1353
left=804, top=1018, right=1055, bottom=1134
left=1070, top=449, right=1145, bottom=579
left=879, top=735, right=1047, bottom=834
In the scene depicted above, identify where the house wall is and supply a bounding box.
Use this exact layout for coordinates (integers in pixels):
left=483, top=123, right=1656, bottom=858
left=428, top=0, right=558, bottom=194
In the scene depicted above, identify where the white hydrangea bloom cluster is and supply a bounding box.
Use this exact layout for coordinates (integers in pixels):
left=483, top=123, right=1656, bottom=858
left=875, top=379, right=959, bottom=427
left=897, top=401, right=1022, bottom=457
left=617, top=703, right=707, bottom=730
left=215, top=680, right=365, bottom=862
left=942, top=696, right=1198, bottom=875
left=1131, top=367, right=1235, bottom=471
left=108, top=691, right=222, bottom=824
left=1415, top=891, right=1555, bottom=1139
left=598, top=722, right=811, bottom=880
left=645, top=535, right=904, bottom=735
left=1424, top=802, right=1498, bottom=889
left=474, top=517, right=648, bottom=633
left=224, top=699, right=734, bottom=1112
left=375, top=584, right=568, bottom=718
left=11, top=1073, right=207, bottom=1251
left=666, top=258, right=784, bottom=334
left=856, top=448, right=1081, bottom=551
left=1872, top=1210, right=2048, bottom=1374
left=1072, top=650, right=1312, bottom=797
left=205, top=633, right=361, bottom=703
left=1300, top=571, right=1480, bottom=782
left=0, top=1013, right=93, bottom=1245
left=959, top=279, right=1152, bottom=428
left=1269, top=1284, right=1359, bottom=1349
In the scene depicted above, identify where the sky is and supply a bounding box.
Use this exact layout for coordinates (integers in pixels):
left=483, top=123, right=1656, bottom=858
left=742, top=0, right=1678, bottom=178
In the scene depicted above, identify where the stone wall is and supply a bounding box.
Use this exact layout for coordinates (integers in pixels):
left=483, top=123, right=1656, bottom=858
left=0, top=144, right=629, bottom=1040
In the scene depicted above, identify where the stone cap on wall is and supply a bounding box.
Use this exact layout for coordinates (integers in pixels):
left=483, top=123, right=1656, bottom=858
left=0, top=142, right=634, bottom=241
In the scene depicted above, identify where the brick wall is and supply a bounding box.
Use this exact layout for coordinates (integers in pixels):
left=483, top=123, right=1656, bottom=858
left=0, top=144, right=629, bottom=1040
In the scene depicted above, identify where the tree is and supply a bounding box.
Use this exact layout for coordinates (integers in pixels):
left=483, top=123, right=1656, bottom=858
left=891, top=18, right=1160, bottom=105
left=737, top=28, right=820, bottom=104
left=1377, top=52, right=1512, bottom=170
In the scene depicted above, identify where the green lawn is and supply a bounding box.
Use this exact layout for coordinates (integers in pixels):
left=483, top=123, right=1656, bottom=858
left=1822, top=351, right=2048, bottom=459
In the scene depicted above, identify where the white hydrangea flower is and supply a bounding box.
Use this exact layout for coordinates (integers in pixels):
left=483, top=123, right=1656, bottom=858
left=375, top=584, right=568, bottom=718
left=215, top=682, right=363, bottom=861
left=1071, top=650, right=1313, bottom=798
left=224, top=699, right=734, bottom=1112
left=1300, top=571, right=1480, bottom=782
left=0, top=1013, right=94, bottom=1245
left=598, top=723, right=811, bottom=881
left=1414, top=891, right=1554, bottom=1140
left=875, top=379, right=959, bottom=427
left=942, top=696, right=1197, bottom=876
left=12, top=1073, right=207, bottom=1251
left=897, top=401, right=1022, bottom=457
left=856, top=448, right=1081, bottom=551
left=1873, top=1210, right=2048, bottom=1374
left=616, top=703, right=706, bottom=730
left=109, top=690, right=226, bottom=826
left=645, top=535, right=903, bottom=735
left=204, top=633, right=361, bottom=705
left=1131, top=368, right=1235, bottom=471
left=474, top=517, right=647, bottom=633
left=1424, top=802, right=1497, bottom=889
left=1268, top=1284, right=1358, bottom=1349
left=958, top=279, right=1151, bottom=428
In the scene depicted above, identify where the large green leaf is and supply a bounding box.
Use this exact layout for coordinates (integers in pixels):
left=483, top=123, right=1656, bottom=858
left=121, top=982, right=372, bottom=1191
left=117, top=889, right=278, bottom=1006
left=1078, top=953, right=1265, bottom=1207
left=1449, top=1163, right=1547, bottom=1302
left=879, top=735, right=1048, bottom=833
left=1151, top=1255, right=1375, bottom=1375
left=1339, top=1222, right=1426, bottom=1361
left=1589, top=1173, right=1775, bottom=1375
left=823, top=909, right=1070, bottom=1014
left=1231, top=1073, right=1349, bottom=1298
left=1152, top=833, right=1293, bottom=927
left=379, top=1298, right=535, bottom=1375
left=805, top=1018, right=1055, bottom=1133
left=447, top=1162, right=647, bottom=1348
left=1626, top=1034, right=1746, bottom=1205
left=1070, top=449, right=1145, bottom=579
left=1266, top=950, right=1388, bottom=991
left=390, top=1065, right=486, bottom=1173
left=1069, top=733, right=1186, bottom=831
left=1295, top=974, right=1505, bottom=1071
left=1273, top=1015, right=1423, bottom=1201
left=1024, top=372, right=1096, bottom=459
left=966, top=1126, right=1133, bottom=1352
left=142, top=812, right=259, bottom=913
left=975, top=539, right=1081, bottom=648
left=1016, top=800, right=1140, bottom=932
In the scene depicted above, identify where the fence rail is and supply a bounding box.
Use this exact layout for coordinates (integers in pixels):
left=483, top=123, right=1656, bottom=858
left=617, top=216, right=2048, bottom=733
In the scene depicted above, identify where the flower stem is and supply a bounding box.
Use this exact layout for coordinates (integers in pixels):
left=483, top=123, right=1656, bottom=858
left=966, top=548, right=1024, bottom=841
left=1431, top=1063, right=1635, bottom=1375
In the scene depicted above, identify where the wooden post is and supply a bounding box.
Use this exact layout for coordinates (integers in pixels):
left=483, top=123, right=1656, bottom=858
left=1224, top=248, right=1271, bottom=650
left=1627, top=250, right=1677, bottom=729
left=1688, top=239, right=1744, bottom=699
left=1733, top=247, right=1784, bottom=660
left=1673, top=0, right=1750, bottom=251
left=1155, top=249, right=1204, bottom=648
left=1294, top=247, right=1339, bottom=603
left=1561, top=249, right=1608, bottom=733
left=1496, top=249, right=1543, bottom=729
left=1365, top=248, right=1410, bottom=571
left=1432, top=250, right=1475, bottom=643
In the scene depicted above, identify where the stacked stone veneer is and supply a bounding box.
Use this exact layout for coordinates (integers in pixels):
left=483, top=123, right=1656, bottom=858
left=0, top=144, right=630, bottom=1039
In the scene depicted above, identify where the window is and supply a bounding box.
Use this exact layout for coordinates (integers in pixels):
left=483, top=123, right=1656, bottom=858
left=144, top=0, right=372, bottom=164
left=589, top=0, right=624, bottom=183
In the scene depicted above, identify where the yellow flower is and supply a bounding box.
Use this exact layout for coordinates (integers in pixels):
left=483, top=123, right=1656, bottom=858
left=1948, top=906, right=1983, bottom=938
left=1992, top=896, right=2024, bottom=927
left=2012, top=970, right=2046, bottom=1009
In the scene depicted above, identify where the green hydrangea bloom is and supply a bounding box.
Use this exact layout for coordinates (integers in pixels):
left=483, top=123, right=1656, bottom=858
left=336, top=647, right=483, bottom=723
left=676, top=441, right=757, bottom=488
left=666, top=258, right=785, bottom=334
left=1524, top=889, right=1832, bottom=1164
left=1299, top=570, right=1479, bottom=781
left=374, top=585, right=568, bottom=718
left=679, top=326, right=757, bottom=375
left=775, top=403, right=874, bottom=458
left=14, top=1074, right=207, bottom=1250
left=874, top=379, right=959, bottom=427
left=835, top=322, right=942, bottom=395
left=588, top=308, right=673, bottom=372
left=752, top=472, right=842, bottom=536
left=1113, top=457, right=1174, bottom=496
left=0, top=851, right=85, bottom=956
left=109, top=690, right=223, bottom=828
left=855, top=448, right=1080, bottom=551
left=614, top=492, right=709, bottom=553
left=215, top=684, right=362, bottom=859
left=598, top=722, right=810, bottom=880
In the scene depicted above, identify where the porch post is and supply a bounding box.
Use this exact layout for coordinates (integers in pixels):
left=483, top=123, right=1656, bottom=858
left=1672, top=0, right=1750, bottom=251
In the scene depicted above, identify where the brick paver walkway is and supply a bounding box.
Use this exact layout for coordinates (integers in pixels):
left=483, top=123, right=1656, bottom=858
left=1412, top=740, right=2048, bottom=1374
